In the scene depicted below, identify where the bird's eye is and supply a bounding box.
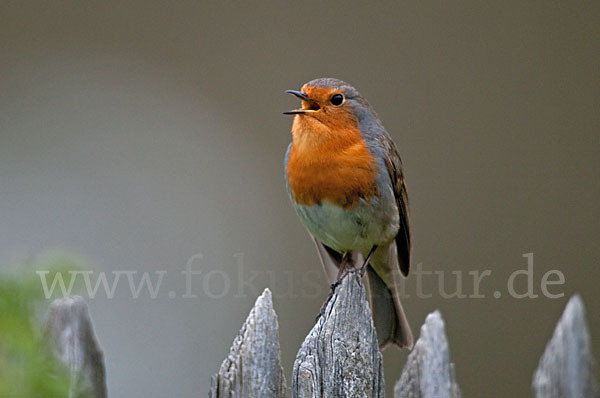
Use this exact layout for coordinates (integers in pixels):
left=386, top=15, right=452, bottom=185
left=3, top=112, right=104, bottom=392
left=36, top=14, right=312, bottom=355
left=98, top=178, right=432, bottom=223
left=330, top=94, right=344, bottom=106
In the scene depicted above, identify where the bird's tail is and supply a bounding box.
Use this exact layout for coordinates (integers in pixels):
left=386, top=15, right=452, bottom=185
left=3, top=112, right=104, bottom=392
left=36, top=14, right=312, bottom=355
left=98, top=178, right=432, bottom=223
left=366, top=259, right=413, bottom=349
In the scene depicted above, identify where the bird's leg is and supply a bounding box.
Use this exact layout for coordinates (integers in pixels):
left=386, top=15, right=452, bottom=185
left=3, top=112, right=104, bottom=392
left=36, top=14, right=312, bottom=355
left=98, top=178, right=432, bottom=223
left=334, top=251, right=352, bottom=284
left=317, top=252, right=352, bottom=320
left=358, top=245, right=378, bottom=276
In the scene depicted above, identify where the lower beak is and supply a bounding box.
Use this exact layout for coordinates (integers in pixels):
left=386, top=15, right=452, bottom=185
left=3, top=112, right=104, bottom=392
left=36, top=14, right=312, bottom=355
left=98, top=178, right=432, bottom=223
left=282, top=109, right=309, bottom=115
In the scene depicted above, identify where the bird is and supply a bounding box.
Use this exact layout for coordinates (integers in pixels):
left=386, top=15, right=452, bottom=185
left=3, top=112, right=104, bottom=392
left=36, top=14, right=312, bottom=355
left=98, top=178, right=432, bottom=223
left=283, top=78, right=413, bottom=350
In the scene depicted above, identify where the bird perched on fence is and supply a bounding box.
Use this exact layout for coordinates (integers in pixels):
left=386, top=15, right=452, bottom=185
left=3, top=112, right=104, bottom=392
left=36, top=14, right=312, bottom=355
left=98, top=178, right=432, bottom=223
left=283, top=78, right=413, bottom=349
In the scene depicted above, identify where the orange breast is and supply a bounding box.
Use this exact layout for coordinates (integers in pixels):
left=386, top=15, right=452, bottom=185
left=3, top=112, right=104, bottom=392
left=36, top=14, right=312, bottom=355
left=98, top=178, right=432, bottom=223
left=287, top=115, right=378, bottom=209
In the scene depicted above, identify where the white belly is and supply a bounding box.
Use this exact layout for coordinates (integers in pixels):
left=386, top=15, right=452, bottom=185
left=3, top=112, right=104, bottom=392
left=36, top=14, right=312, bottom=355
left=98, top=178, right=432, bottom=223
left=293, top=194, right=399, bottom=254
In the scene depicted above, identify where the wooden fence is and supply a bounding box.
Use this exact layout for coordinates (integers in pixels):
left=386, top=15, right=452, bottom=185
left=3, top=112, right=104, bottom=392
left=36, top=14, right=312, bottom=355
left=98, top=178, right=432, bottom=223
left=45, top=272, right=597, bottom=397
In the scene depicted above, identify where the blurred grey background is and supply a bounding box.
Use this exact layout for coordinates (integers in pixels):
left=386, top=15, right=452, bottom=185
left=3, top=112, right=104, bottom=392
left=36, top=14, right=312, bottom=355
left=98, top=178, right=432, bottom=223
left=1, top=1, right=598, bottom=397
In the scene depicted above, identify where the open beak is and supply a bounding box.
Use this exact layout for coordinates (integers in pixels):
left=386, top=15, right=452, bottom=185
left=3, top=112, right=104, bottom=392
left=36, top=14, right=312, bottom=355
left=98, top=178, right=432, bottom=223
left=283, top=90, right=320, bottom=115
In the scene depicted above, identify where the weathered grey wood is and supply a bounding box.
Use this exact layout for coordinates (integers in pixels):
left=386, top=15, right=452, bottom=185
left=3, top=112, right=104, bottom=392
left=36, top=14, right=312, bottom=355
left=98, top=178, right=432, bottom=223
left=292, top=271, right=384, bottom=398
left=533, top=294, right=598, bottom=398
left=395, top=311, right=460, bottom=398
left=209, top=288, right=286, bottom=398
left=45, top=296, right=107, bottom=398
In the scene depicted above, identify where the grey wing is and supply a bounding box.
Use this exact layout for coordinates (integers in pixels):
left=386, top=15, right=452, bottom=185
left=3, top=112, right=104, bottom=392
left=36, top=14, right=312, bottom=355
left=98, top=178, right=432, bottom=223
left=379, top=134, right=411, bottom=277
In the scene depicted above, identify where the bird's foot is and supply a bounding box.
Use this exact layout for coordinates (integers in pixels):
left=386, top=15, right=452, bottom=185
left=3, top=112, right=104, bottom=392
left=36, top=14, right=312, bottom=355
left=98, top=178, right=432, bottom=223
left=358, top=264, right=368, bottom=278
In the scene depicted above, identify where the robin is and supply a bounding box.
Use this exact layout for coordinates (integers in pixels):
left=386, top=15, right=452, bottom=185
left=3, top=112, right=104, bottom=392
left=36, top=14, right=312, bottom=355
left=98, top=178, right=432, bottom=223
left=283, top=78, right=413, bottom=349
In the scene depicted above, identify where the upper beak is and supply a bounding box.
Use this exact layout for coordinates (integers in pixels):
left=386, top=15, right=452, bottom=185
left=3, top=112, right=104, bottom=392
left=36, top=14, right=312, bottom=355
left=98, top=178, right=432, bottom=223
left=283, top=90, right=319, bottom=115
left=286, top=90, right=311, bottom=101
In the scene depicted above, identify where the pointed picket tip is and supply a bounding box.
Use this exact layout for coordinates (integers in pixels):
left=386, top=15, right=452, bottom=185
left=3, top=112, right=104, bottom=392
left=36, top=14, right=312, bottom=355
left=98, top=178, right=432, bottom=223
left=293, top=272, right=384, bottom=398
left=395, top=310, right=461, bottom=398
left=45, top=295, right=107, bottom=398
left=209, top=288, right=286, bottom=397
left=533, top=294, right=598, bottom=398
